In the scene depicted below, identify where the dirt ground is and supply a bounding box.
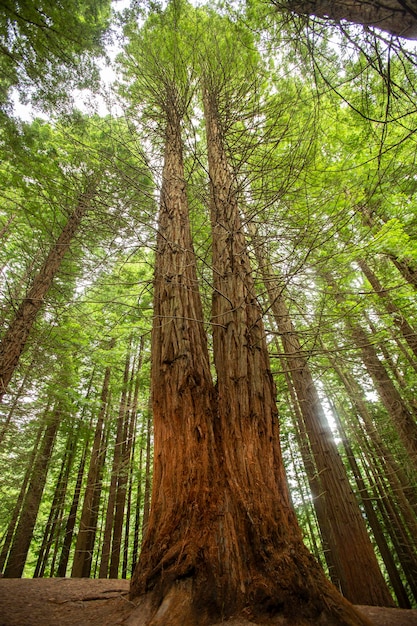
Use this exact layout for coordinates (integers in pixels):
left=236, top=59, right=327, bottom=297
left=0, top=578, right=416, bottom=626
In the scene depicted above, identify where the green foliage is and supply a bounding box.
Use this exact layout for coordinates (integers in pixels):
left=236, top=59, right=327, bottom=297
left=372, top=218, right=417, bottom=263
left=0, top=0, right=111, bottom=113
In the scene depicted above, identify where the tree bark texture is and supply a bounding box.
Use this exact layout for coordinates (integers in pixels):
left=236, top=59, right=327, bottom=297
left=0, top=184, right=95, bottom=402
left=129, top=104, right=221, bottom=618
left=281, top=0, right=417, bottom=38
left=199, top=86, right=371, bottom=624
left=130, top=88, right=372, bottom=625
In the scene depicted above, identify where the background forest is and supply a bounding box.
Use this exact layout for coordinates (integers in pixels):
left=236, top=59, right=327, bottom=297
left=1, top=0, right=417, bottom=611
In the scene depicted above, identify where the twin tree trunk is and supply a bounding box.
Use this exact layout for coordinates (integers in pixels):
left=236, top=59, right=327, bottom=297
left=129, top=89, right=372, bottom=625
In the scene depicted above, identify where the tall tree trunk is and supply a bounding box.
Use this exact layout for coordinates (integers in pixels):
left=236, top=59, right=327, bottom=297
left=99, top=351, right=131, bottom=578
left=329, top=400, right=411, bottom=608
left=349, top=322, right=417, bottom=465
left=198, top=85, right=370, bottom=623
left=130, top=101, right=220, bottom=616
left=283, top=0, right=417, bottom=38
left=272, top=332, right=340, bottom=584
left=131, top=427, right=145, bottom=576
left=84, top=412, right=109, bottom=578
left=109, top=353, right=134, bottom=578
left=33, top=423, right=77, bottom=577
left=0, top=183, right=95, bottom=402
left=123, top=345, right=142, bottom=579
left=357, top=258, right=417, bottom=362
left=141, top=406, right=152, bottom=543
left=56, top=420, right=91, bottom=577
left=71, top=365, right=111, bottom=578
left=324, top=272, right=417, bottom=466
left=3, top=403, right=62, bottom=577
left=330, top=359, right=417, bottom=516
left=0, top=412, right=46, bottom=573
left=261, top=278, right=393, bottom=605
left=330, top=359, right=417, bottom=603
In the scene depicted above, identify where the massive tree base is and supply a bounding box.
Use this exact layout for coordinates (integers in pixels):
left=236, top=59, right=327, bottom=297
left=125, top=578, right=376, bottom=626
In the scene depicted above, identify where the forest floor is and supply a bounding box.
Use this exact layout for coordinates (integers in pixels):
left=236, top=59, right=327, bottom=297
left=0, top=578, right=417, bottom=626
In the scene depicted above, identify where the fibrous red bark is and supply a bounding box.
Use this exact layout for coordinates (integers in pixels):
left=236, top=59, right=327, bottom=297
left=127, top=87, right=374, bottom=624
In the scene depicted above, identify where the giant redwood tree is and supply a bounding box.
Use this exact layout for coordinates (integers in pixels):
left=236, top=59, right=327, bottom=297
left=2, top=0, right=417, bottom=619
left=124, top=4, right=374, bottom=624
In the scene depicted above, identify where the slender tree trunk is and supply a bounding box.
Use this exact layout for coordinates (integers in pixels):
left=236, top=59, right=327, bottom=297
left=71, top=365, right=111, bottom=578
left=285, top=424, right=324, bottom=567
left=34, top=424, right=77, bottom=577
left=349, top=322, right=417, bottom=465
left=255, top=253, right=393, bottom=605
left=0, top=412, right=46, bottom=573
left=123, top=346, right=142, bottom=578
left=329, top=400, right=411, bottom=608
left=275, top=338, right=339, bottom=584
left=131, top=426, right=145, bottom=576
left=329, top=359, right=417, bottom=604
left=109, top=355, right=134, bottom=578
left=330, top=359, right=417, bottom=515
left=141, top=407, right=152, bottom=543
left=84, top=412, right=109, bottom=578
left=56, top=422, right=91, bottom=577
left=0, top=183, right=95, bottom=402
left=357, top=258, right=417, bottom=362
left=370, top=466, right=417, bottom=601
left=323, top=271, right=417, bottom=465
left=99, top=351, right=130, bottom=578
left=3, top=403, right=62, bottom=577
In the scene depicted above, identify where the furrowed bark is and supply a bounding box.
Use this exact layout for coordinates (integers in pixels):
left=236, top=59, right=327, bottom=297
left=200, top=84, right=372, bottom=624
left=280, top=0, right=417, bottom=38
